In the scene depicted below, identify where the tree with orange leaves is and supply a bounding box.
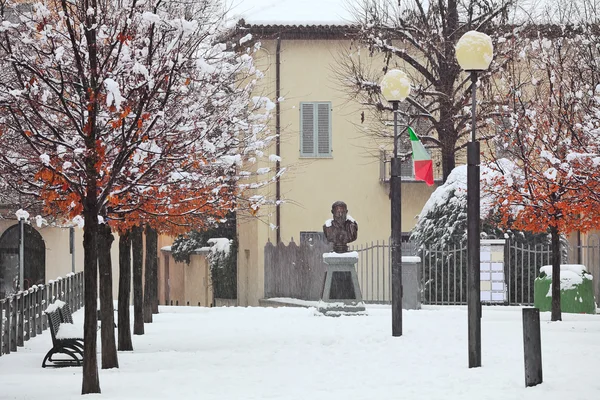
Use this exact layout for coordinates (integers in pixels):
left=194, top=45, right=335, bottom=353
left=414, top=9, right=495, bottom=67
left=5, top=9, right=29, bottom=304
left=486, top=30, right=600, bottom=322
left=0, top=0, right=274, bottom=393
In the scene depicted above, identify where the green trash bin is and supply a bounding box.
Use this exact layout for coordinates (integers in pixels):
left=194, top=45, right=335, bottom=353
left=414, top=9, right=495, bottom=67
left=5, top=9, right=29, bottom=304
left=534, top=264, right=596, bottom=314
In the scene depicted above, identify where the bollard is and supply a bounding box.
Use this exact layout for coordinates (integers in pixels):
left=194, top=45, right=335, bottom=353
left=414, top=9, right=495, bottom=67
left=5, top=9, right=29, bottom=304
left=523, top=307, right=543, bottom=387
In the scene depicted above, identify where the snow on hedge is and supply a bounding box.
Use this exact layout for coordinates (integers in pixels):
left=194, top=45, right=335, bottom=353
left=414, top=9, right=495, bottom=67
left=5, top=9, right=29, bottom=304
left=207, top=238, right=232, bottom=258
left=538, top=264, right=593, bottom=292
left=412, top=164, right=502, bottom=248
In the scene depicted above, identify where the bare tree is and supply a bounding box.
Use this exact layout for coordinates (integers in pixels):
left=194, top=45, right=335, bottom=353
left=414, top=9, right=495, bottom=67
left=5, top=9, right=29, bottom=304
left=338, top=0, right=514, bottom=181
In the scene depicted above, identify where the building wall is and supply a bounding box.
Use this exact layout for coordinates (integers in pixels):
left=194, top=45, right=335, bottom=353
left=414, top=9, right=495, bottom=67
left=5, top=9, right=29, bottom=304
left=0, top=219, right=120, bottom=299
left=237, top=38, right=438, bottom=306
left=159, top=248, right=213, bottom=307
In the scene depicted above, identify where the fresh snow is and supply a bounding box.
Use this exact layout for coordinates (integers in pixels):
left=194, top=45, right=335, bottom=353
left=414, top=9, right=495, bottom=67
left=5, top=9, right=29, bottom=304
left=44, top=299, right=66, bottom=314
left=230, top=0, right=566, bottom=27
left=230, top=0, right=355, bottom=25
left=323, top=251, right=359, bottom=258
left=402, top=256, right=421, bottom=263
left=55, top=323, right=83, bottom=340
left=103, top=78, right=125, bottom=111
left=0, top=305, right=599, bottom=399
left=72, top=215, right=84, bottom=228
left=207, top=238, right=231, bottom=257
left=539, top=264, right=593, bottom=292
left=324, top=214, right=355, bottom=227
left=15, top=209, right=29, bottom=221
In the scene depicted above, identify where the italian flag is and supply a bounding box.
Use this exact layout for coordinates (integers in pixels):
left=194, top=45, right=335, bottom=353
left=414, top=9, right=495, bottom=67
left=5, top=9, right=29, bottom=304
left=408, top=126, right=434, bottom=186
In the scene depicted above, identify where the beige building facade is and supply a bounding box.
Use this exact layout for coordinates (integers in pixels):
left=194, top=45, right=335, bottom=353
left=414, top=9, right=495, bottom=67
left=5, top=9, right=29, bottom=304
left=236, top=26, right=440, bottom=306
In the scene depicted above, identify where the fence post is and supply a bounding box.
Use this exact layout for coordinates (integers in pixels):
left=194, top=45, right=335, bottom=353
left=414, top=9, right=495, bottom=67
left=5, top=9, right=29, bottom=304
left=36, top=286, right=42, bottom=334
left=74, top=274, right=78, bottom=310
left=4, top=299, right=10, bottom=354
left=66, top=276, right=71, bottom=308
left=0, top=299, right=4, bottom=356
left=23, top=291, right=30, bottom=342
left=79, top=272, right=83, bottom=309
left=28, top=290, right=33, bottom=339
left=70, top=275, right=75, bottom=308
left=16, top=294, right=24, bottom=347
left=42, top=284, right=49, bottom=331
left=77, top=273, right=82, bottom=310
left=523, top=307, right=543, bottom=387
left=30, top=288, right=37, bottom=338
left=48, top=281, right=53, bottom=304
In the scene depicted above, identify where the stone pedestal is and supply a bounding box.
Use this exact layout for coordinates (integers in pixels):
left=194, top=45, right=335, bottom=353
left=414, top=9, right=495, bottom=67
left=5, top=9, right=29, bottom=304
left=318, top=252, right=366, bottom=316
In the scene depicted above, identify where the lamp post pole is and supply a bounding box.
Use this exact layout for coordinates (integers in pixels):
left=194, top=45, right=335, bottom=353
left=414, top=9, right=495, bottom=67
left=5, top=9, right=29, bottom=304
left=456, top=29, right=493, bottom=368
left=467, top=70, right=481, bottom=368
left=380, top=69, right=411, bottom=337
left=19, top=217, right=24, bottom=291
left=390, top=101, right=403, bottom=337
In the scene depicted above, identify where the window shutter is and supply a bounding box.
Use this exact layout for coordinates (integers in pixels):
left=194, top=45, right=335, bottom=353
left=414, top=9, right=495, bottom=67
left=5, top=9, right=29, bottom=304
left=301, top=103, right=315, bottom=155
left=316, top=103, right=331, bottom=155
left=400, top=158, right=413, bottom=178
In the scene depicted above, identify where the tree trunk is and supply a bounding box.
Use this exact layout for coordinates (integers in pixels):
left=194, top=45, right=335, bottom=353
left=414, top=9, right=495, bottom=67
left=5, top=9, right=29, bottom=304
left=98, top=222, right=118, bottom=369
left=131, top=226, right=144, bottom=335
left=152, top=233, right=159, bottom=313
left=144, top=225, right=158, bottom=321
left=437, top=105, right=458, bottom=183
left=82, top=193, right=100, bottom=393
left=550, top=225, right=562, bottom=321
left=118, top=231, right=133, bottom=351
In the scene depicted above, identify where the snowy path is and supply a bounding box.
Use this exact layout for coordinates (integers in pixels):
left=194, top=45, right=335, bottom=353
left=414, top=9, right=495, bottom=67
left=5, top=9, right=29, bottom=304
left=0, top=305, right=598, bottom=399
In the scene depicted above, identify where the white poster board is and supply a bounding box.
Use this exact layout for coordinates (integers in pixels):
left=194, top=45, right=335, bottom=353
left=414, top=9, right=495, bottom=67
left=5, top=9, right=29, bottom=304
left=480, top=239, right=507, bottom=303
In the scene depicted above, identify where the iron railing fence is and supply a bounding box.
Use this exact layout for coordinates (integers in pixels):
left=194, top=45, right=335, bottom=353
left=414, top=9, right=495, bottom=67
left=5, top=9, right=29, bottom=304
left=0, top=272, right=83, bottom=357
left=350, top=240, right=416, bottom=303
left=264, top=237, right=600, bottom=306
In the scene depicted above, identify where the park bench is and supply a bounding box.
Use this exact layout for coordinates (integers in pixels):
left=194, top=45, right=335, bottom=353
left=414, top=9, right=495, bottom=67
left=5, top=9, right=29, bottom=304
left=41, top=304, right=84, bottom=368
left=58, top=302, right=85, bottom=348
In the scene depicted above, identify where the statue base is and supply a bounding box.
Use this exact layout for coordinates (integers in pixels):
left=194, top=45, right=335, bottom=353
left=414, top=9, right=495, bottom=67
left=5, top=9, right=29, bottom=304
left=318, top=252, right=366, bottom=317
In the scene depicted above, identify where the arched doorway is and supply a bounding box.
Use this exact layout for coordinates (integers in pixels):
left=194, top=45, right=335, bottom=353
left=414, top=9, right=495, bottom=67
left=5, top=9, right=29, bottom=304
left=0, top=224, right=46, bottom=298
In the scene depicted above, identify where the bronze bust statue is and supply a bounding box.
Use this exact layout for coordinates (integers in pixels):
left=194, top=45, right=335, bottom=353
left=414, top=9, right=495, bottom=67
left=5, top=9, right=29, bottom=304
left=323, top=201, right=358, bottom=253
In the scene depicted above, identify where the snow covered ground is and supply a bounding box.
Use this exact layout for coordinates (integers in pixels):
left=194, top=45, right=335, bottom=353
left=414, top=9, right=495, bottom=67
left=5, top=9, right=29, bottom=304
left=0, top=304, right=598, bottom=400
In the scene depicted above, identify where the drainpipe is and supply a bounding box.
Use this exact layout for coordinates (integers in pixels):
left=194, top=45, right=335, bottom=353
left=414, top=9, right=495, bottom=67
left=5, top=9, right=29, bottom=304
left=275, top=37, right=281, bottom=244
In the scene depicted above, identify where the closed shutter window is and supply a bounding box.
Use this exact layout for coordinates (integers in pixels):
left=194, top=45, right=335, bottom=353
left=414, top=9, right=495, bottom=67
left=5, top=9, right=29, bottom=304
left=400, top=158, right=413, bottom=178
left=300, top=102, right=332, bottom=157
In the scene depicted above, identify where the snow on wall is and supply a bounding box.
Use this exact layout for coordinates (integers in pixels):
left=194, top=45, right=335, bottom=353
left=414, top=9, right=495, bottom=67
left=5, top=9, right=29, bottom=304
left=229, top=0, right=354, bottom=25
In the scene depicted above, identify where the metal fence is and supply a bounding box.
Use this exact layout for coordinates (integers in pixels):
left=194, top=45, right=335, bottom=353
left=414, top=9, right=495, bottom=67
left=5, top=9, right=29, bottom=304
left=0, top=272, right=84, bottom=357
left=421, top=239, right=599, bottom=306
left=505, top=241, right=551, bottom=305
left=264, top=237, right=600, bottom=306
left=350, top=240, right=416, bottom=303
left=421, top=244, right=468, bottom=305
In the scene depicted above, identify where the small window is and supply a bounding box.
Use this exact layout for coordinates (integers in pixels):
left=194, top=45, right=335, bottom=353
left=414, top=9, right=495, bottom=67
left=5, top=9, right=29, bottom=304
left=300, top=231, right=326, bottom=244
left=400, top=158, right=413, bottom=178
left=300, top=102, right=332, bottom=157
left=397, top=139, right=414, bottom=178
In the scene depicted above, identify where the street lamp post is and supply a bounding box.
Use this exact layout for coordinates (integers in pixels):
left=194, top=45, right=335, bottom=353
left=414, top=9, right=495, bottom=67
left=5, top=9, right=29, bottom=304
left=455, top=30, right=494, bottom=368
left=380, top=69, right=411, bottom=337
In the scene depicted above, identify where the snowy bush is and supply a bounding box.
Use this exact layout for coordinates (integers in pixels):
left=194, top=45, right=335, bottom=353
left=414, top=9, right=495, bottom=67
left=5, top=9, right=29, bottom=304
left=171, top=221, right=237, bottom=299
left=207, top=238, right=237, bottom=299
left=411, top=165, right=499, bottom=249
left=411, top=164, right=556, bottom=250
